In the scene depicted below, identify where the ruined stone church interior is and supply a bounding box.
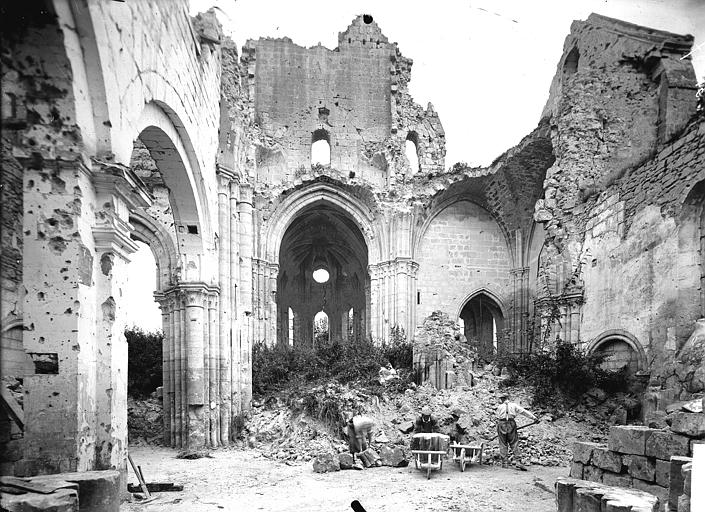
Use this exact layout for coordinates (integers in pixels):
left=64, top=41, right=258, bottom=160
left=1, top=1, right=704, bottom=510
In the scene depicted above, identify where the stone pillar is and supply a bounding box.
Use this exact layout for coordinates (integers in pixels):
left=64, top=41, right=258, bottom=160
left=92, top=165, right=150, bottom=480
left=510, top=266, right=529, bottom=352
left=369, top=264, right=382, bottom=341
left=216, top=167, right=232, bottom=444
left=238, top=183, right=254, bottom=411
left=206, top=292, right=219, bottom=446
left=268, top=263, right=278, bottom=345
left=228, top=176, right=240, bottom=421
left=154, top=293, right=172, bottom=446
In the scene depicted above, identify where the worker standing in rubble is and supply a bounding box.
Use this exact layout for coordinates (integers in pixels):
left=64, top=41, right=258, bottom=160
left=414, top=406, right=438, bottom=433
left=346, top=414, right=375, bottom=456
left=495, top=392, right=538, bottom=470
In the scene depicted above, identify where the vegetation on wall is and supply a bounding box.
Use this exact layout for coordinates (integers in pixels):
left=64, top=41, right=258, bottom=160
left=126, top=327, right=163, bottom=397
left=497, top=338, right=627, bottom=405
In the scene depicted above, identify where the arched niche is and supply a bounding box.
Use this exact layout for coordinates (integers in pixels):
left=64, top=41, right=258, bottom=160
left=586, top=330, right=647, bottom=376
left=457, top=289, right=507, bottom=359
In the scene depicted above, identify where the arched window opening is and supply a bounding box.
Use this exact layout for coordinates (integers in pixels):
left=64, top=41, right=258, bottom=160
left=405, top=132, right=420, bottom=174
left=311, top=129, right=330, bottom=166
left=313, top=311, right=329, bottom=347
left=347, top=308, right=354, bottom=340
left=459, top=292, right=504, bottom=361
left=288, top=307, right=295, bottom=346
left=124, top=241, right=162, bottom=331
left=563, top=47, right=579, bottom=76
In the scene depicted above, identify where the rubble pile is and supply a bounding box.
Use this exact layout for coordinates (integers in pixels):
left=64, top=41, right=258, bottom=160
left=413, top=312, right=477, bottom=389
left=127, top=395, right=163, bottom=446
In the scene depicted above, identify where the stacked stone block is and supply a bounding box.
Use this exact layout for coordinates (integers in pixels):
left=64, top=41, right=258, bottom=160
left=556, top=477, right=659, bottom=512
left=570, top=424, right=703, bottom=511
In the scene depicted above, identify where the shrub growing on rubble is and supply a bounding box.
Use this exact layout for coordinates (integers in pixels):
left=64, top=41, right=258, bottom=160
left=498, top=338, right=628, bottom=404
left=126, top=327, right=163, bottom=397
left=251, top=330, right=415, bottom=395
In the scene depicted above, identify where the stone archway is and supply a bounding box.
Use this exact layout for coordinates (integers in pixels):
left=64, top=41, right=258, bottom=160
left=276, top=200, right=370, bottom=346
left=458, top=290, right=506, bottom=359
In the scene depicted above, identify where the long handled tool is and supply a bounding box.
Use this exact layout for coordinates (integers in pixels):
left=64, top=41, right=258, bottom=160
left=128, top=452, right=151, bottom=499
left=488, top=419, right=539, bottom=442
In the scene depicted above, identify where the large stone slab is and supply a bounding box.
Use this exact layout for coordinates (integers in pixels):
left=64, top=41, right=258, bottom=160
left=32, top=470, right=120, bottom=512
left=632, top=479, right=667, bottom=509
left=622, top=455, right=655, bottom=482
left=669, top=412, right=705, bottom=438
left=608, top=426, right=656, bottom=455
left=573, top=442, right=604, bottom=464
left=1, top=488, right=78, bottom=512
left=592, top=446, right=623, bottom=473
left=668, top=456, right=692, bottom=512
left=379, top=445, right=407, bottom=467
left=645, top=430, right=690, bottom=460
left=554, top=477, right=659, bottom=512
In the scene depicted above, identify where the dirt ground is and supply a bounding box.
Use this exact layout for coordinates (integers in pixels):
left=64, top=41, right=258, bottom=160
left=121, top=445, right=566, bottom=512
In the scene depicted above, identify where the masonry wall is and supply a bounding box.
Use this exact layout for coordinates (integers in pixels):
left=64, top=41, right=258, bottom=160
left=416, top=200, right=512, bottom=324
left=580, top=119, right=705, bottom=387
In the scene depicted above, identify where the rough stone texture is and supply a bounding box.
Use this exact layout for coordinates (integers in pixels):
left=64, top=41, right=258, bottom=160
left=338, top=453, right=354, bottom=469
left=622, top=455, right=656, bottom=482
left=654, top=460, right=670, bottom=488
left=312, top=452, right=341, bottom=473
left=602, top=471, right=633, bottom=488
left=570, top=462, right=585, bottom=479
left=592, top=446, right=623, bottom=473
left=609, top=427, right=656, bottom=455
left=31, top=470, right=119, bottom=512
left=631, top=479, right=668, bottom=510
left=669, top=412, right=705, bottom=438
left=555, top=478, right=659, bottom=512
left=573, top=442, right=603, bottom=464
left=645, top=430, right=691, bottom=460
left=583, top=465, right=604, bottom=483
left=378, top=445, right=407, bottom=467
left=0, top=488, right=78, bottom=512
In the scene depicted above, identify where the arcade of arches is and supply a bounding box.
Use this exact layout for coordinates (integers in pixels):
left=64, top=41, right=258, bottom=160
left=1, top=3, right=704, bottom=486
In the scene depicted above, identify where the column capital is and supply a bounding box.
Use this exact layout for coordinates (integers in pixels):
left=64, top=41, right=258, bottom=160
left=165, top=282, right=220, bottom=306
left=216, top=163, right=242, bottom=183
left=93, top=216, right=140, bottom=261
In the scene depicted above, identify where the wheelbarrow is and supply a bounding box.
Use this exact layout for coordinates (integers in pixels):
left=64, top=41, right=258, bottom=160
left=410, top=449, right=447, bottom=479
left=449, top=442, right=484, bottom=472
left=410, top=433, right=450, bottom=479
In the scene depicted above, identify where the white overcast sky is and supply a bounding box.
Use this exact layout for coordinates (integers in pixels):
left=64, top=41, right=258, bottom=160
left=124, top=0, right=705, bottom=332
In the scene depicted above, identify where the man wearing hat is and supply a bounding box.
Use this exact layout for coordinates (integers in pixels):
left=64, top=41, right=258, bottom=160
left=495, top=392, right=537, bottom=469
left=414, top=405, right=438, bottom=434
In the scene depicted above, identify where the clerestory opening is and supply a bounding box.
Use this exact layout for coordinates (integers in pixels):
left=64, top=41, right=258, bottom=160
left=311, top=129, right=331, bottom=166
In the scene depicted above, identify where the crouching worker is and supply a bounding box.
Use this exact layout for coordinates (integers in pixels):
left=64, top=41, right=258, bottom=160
left=414, top=406, right=438, bottom=433
left=346, top=414, right=375, bottom=457
left=495, top=392, right=538, bottom=470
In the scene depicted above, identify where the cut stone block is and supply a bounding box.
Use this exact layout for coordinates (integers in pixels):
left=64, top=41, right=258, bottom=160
left=592, top=446, right=623, bottom=472
left=397, top=420, right=415, bottom=434
left=609, top=426, right=656, bottom=455
left=573, top=442, right=604, bottom=464
left=339, top=452, right=354, bottom=469
left=677, top=494, right=690, bottom=512
left=645, top=430, right=690, bottom=460
left=602, top=471, right=633, bottom=488
left=1, top=488, right=78, bottom=512
left=668, top=456, right=692, bottom=512
left=584, top=465, right=604, bottom=483
left=554, top=478, right=659, bottom=512
left=654, top=459, right=670, bottom=487
left=32, top=470, right=120, bottom=512
left=632, top=479, right=667, bottom=509
left=622, top=455, right=655, bottom=482
left=570, top=461, right=584, bottom=479
left=669, top=412, right=705, bottom=438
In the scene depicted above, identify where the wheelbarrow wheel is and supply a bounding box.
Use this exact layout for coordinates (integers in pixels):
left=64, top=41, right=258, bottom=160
left=426, top=466, right=431, bottom=480
left=460, top=448, right=466, bottom=472
left=415, top=456, right=419, bottom=470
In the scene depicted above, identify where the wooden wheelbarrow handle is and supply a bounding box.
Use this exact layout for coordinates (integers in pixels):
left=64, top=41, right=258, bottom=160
left=487, top=419, right=539, bottom=442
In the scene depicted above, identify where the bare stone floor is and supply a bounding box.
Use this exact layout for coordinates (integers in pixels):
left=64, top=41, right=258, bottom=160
left=121, top=446, right=565, bottom=512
